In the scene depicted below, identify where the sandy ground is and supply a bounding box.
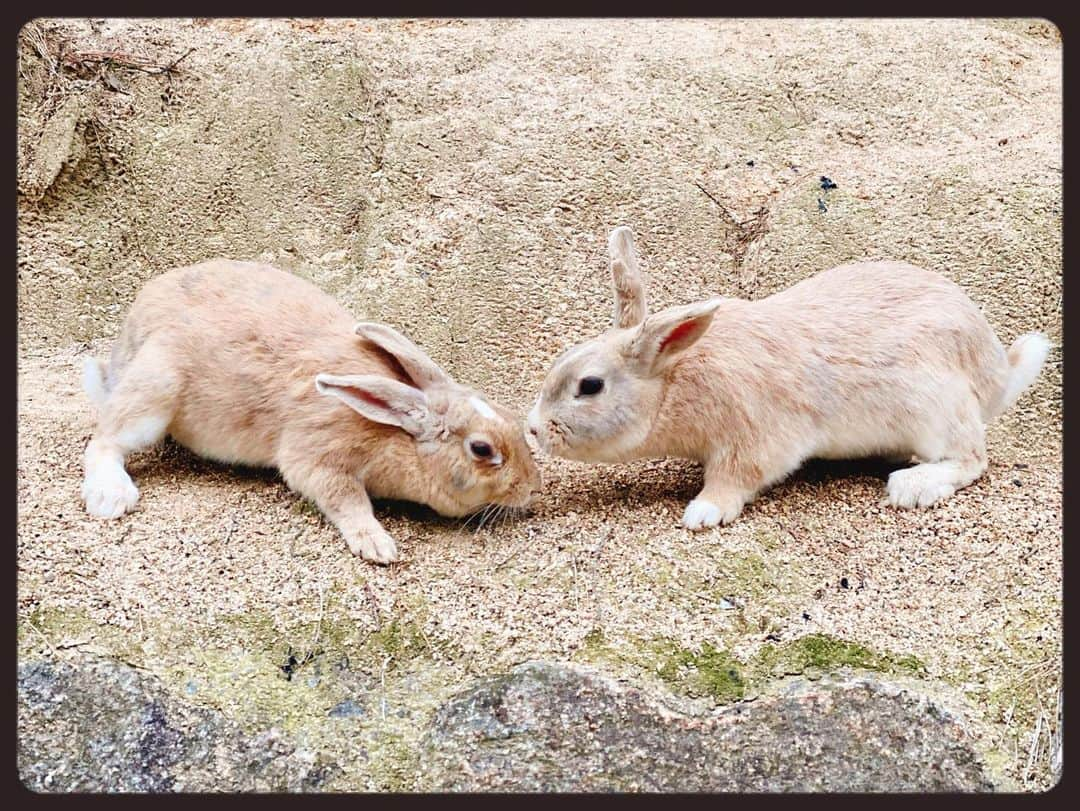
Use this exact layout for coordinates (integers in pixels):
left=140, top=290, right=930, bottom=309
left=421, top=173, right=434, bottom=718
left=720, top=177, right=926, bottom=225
left=17, top=18, right=1061, bottom=790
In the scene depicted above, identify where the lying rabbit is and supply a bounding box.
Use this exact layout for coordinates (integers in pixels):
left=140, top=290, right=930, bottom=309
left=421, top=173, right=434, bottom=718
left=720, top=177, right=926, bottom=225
left=528, top=227, right=1050, bottom=530
left=81, top=260, right=541, bottom=563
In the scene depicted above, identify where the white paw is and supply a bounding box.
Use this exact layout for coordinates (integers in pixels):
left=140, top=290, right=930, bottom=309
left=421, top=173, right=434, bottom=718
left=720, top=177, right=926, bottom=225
left=82, top=468, right=140, bottom=519
left=682, top=497, right=743, bottom=531
left=348, top=526, right=400, bottom=565
left=886, top=467, right=956, bottom=509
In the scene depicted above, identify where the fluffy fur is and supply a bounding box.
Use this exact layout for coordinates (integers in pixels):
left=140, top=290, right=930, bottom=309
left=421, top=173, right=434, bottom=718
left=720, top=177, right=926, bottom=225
left=528, top=226, right=1050, bottom=530
left=81, top=260, right=541, bottom=563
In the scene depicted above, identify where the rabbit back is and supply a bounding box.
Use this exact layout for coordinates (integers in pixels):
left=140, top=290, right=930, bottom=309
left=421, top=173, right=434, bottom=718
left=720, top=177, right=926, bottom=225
left=104, top=260, right=402, bottom=466
left=647, top=261, right=1012, bottom=465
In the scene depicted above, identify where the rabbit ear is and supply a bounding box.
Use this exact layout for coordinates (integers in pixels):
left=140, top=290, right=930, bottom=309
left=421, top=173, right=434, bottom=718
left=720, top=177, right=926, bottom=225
left=624, top=298, right=724, bottom=376
left=354, top=322, right=451, bottom=390
left=609, top=226, right=648, bottom=328
left=315, top=373, right=433, bottom=437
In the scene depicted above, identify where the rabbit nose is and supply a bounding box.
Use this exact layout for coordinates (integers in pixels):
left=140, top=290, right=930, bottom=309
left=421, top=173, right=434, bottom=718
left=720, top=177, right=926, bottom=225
left=526, top=403, right=542, bottom=436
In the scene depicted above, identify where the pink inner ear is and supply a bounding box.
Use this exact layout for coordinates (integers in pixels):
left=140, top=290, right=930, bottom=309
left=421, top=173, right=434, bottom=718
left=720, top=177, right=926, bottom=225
left=345, top=386, right=390, bottom=411
left=360, top=340, right=421, bottom=390
left=659, top=320, right=699, bottom=353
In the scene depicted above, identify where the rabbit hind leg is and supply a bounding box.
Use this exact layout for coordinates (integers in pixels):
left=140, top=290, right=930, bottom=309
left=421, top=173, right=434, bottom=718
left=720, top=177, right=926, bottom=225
left=885, top=397, right=987, bottom=509
left=82, top=340, right=178, bottom=519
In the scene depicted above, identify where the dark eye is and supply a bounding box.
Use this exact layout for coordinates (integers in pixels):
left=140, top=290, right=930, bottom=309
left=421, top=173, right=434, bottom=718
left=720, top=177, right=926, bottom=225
left=469, top=440, right=493, bottom=459
left=578, top=377, right=604, bottom=396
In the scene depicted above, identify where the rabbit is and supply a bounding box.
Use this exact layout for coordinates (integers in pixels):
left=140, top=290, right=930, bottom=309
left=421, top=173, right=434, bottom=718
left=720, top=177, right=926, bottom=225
left=80, top=259, right=542, bottom=563
left=527, top=226, right=1051, bottom=531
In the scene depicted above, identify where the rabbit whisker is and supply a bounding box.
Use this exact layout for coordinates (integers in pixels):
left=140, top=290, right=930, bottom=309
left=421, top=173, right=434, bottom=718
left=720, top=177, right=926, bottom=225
left=475, top=503, right=500, bottom=532
left=460, top=504, right=492, bottom=532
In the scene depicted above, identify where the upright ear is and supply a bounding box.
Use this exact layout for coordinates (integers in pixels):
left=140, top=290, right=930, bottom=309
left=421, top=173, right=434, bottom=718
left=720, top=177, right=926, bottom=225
left=609, top=226, right=648, bottom=328
left=315, top=373, right=433, bottom=438
left=623, top=298, right=724, bottom=376
left=354, top=322, right=451, bottom=390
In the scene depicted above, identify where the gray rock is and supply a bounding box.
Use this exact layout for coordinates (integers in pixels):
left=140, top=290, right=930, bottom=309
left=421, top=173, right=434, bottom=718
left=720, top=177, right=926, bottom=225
left=419, top=662, right=995, bottom=792
left=18, top=658, right=338, bottom=793
left=327, top=698, right=366, bottom=719
left=18, top=656, right=997, bottom=793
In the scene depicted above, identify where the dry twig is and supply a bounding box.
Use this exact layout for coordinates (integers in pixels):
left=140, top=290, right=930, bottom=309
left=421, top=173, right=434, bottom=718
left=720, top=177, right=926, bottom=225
left=363, top=581, right=382, bottom=631
left=61, top=46, right=196, bottom=77
left=22, top=617, right=57, bottom=656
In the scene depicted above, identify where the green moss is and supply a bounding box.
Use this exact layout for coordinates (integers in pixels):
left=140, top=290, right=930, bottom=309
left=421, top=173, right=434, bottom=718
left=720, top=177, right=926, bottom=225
left=361, top=617, right=451, bottom=670
left=757, top=633, right=926, bottom=678
left=19, top=605, right=145, bottom=664
left=583, top=627, right=606, bottom=650
left=608, top=631, right=928, bottom=706
left=892, top=653, right=928, bottom=673
left=708, top=553, right=777, bottom=602
left=289, top=498, right=322, bottom=518
left=573, top=627, right=617, bottom=667
left=651, top=640, right=746, bottom=703
left=211, top=610, right=283, bottom=650
left=162, top=646, right=339, bottom=735
left=366, top=619, right=419, bottom=658
left=366, top=733, right=420, bottom=792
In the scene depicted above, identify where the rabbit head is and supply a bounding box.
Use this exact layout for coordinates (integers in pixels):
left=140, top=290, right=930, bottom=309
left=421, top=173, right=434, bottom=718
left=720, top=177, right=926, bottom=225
left=317, top=322, right=542, bottom=517
left=527, top=227, right=723, bottom=463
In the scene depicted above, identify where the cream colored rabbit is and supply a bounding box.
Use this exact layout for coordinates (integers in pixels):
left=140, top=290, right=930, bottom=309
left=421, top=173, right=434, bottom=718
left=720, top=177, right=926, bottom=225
left=528, top=227, right=1050, bottom=530
left=81, top=260, right=541, bottom=563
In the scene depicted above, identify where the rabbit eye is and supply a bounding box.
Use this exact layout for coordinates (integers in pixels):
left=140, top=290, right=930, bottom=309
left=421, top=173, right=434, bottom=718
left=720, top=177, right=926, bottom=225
left=577, top=377, right=604, bottom=396
left=465, top=436, right=502, bottom=465
left=469, top=440, right=493, bottom=458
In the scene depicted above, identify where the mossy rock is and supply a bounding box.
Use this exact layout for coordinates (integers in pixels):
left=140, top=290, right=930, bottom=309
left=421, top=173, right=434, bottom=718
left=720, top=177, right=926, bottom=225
left=576, top=627, right=924, bottom=706
left=418, top=661, right=995, bottom=791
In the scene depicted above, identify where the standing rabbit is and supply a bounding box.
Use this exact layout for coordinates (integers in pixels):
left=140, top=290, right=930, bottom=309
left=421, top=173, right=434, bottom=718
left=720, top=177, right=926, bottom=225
left=81, top=260, right=541, bottom=563
left=528, top=227, right=1050, bottom=530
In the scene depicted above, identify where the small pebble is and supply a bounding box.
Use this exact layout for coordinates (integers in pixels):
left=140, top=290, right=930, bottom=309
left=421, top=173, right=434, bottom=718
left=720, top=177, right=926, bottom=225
left=328, top=699, right=366, bottom=719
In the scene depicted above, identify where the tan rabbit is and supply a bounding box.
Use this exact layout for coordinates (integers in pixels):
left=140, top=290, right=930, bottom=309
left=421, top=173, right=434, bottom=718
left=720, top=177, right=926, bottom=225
left=80, top=260, right=542, bottom=563
left=528, top=227, right=1050, bottom=530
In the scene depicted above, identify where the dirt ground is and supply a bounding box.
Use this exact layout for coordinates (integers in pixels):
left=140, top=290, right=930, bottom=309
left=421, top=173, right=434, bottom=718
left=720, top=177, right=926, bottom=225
left=17, top=18, right=1061, bottom=790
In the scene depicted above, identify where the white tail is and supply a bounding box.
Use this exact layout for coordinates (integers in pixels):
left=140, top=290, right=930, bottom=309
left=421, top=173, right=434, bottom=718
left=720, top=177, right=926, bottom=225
left=81, top=356, right=109, bottom=409
left=995, top=332, right=1051, bottom=417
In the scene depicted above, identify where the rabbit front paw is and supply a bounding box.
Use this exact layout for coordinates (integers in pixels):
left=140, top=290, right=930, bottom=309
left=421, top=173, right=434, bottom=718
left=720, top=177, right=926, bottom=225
left=682, top=496, right=743, bottom=531
left=82, top=467, right=140, bottom=519
left=346, top=525, right=400, bottom=564
left=886, top=466, right=956, bottom=509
